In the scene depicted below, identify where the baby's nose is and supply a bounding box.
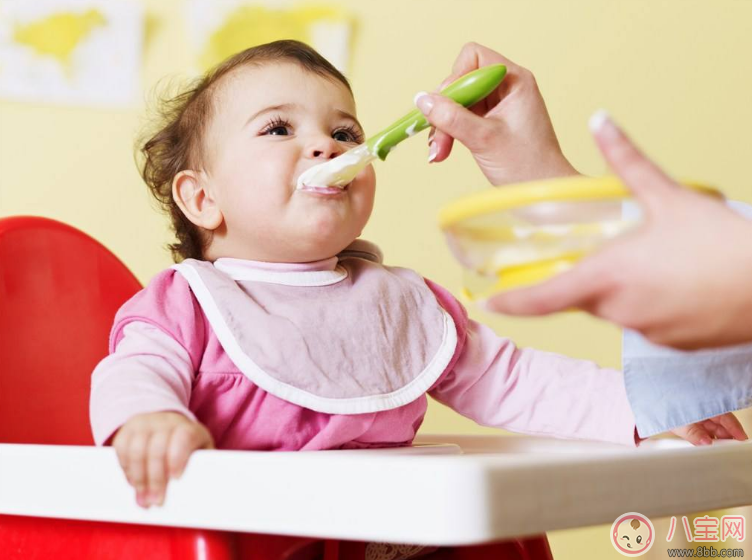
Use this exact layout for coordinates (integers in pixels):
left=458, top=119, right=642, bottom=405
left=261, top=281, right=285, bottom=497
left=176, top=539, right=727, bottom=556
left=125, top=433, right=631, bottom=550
left=308, top=137, right=342, bottom=160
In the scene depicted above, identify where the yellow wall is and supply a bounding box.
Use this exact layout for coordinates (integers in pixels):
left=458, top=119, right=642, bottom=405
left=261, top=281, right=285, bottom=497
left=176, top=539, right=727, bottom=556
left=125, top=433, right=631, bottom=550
left=1, top=1, right=750, bottom=558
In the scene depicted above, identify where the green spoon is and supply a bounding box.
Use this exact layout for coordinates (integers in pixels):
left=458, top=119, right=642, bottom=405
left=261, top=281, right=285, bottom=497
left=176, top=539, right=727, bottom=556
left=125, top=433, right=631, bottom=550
left=296, top=63, right=507, bottom=189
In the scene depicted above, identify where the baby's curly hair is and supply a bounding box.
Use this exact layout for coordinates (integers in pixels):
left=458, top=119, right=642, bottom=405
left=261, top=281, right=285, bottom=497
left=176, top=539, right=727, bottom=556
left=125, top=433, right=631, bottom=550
left=137, top=40, right=352, bottom=262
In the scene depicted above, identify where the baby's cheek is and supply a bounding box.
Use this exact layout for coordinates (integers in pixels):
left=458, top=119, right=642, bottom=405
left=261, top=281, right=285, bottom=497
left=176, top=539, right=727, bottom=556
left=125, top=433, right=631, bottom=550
left=354, top=174, right=376, bottom=213
left=362, top=166, right=377, bottom=192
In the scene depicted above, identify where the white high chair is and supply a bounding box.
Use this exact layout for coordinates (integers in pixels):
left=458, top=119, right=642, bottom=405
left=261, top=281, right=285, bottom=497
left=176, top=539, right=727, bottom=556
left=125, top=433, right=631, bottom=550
left=2, top=435, right=751, bottom=559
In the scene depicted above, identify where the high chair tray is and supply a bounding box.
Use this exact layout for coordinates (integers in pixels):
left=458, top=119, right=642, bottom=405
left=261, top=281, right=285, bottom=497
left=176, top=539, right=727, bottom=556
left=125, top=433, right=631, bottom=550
left=1, top=435, right=750, bottom=545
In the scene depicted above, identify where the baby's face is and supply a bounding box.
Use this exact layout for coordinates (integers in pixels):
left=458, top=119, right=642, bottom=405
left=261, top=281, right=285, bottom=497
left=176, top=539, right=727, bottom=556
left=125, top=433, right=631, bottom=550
left=203, top=62, right=375, bottom=262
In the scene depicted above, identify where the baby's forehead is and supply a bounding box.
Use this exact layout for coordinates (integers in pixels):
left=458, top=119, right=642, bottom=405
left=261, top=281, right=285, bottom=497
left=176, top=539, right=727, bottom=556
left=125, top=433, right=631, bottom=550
left=214, top=61, right=356, bottom=114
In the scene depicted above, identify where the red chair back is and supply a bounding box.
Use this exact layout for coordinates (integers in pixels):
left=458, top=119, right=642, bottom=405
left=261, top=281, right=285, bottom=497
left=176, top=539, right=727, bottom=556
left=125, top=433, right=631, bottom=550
left=0, top=216, right=142, bottom=444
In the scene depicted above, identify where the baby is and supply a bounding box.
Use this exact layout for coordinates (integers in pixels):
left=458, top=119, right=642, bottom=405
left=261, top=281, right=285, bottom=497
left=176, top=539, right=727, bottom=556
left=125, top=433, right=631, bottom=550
left=90, top=40, right=745, bottom=515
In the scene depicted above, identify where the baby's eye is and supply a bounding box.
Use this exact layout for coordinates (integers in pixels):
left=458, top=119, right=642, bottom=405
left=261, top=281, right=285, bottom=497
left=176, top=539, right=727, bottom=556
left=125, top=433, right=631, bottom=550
left=332, top=130, right=354, bottom=142
left=261, top=116, right=292, bottom=137
left=267, top=125, right=290, bottom=136
left=332, top=125, right=363, bottom=144
left=636, top=536, right=642, bottom=544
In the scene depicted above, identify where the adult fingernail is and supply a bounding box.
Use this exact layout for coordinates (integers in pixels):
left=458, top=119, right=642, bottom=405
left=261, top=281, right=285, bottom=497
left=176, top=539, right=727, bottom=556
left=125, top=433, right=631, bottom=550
left=588, top=109, right=619, bottom=140
left=428, top=141, right=438, bottom=163
left=414, top=91, right=434, bottom=115
left=136, top=492, right=148, bottom=508
left=588, top=109, right=610, bottom=131
left=699, top=437, right=713, bottom=446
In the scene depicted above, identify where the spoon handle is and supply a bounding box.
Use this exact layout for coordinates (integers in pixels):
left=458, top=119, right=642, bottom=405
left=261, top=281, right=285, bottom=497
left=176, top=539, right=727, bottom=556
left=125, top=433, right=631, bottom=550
left=365, top=64, right=507, bottom=160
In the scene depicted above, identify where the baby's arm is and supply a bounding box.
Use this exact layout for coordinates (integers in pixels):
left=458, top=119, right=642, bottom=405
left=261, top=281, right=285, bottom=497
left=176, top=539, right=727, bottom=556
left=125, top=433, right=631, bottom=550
left=430, top=318, right=638, bottom=445
left=90, top=322, right=214, bottom=507
left=429, top=318, right=747, bottom=445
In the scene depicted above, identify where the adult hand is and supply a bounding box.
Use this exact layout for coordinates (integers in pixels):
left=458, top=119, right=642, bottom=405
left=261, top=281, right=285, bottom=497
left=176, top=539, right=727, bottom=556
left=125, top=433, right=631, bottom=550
left=670, top=413, right=747, bottom=446
left=414, top=42, right=579, bottom=185
left=486, top=112, right=752, bottom=350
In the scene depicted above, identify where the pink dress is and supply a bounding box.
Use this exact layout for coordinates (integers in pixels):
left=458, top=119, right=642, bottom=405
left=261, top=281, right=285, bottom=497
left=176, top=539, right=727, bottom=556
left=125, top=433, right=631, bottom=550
left=90, top=241, right=638, bottom=449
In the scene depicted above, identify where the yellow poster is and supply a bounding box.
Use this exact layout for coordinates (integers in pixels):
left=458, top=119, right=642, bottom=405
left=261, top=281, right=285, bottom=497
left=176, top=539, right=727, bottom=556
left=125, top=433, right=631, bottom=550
left=0, top=0, right=143, bottom=107
left=186, top=1, right=353, bottom=74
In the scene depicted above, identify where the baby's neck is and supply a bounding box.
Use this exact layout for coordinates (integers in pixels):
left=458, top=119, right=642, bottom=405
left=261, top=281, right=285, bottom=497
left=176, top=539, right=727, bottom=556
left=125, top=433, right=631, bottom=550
left=204, top=236, right=354, bottom=266
left=211, top=255, right=339, bottom=272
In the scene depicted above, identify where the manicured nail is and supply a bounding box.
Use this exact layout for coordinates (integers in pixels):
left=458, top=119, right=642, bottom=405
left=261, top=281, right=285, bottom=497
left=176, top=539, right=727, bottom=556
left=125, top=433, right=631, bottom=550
left=428, top=141, right=438, bottom=162
left=588, top=109, right=623, bottom=142
left=414, top=91, right=434, bottom=114
left=588, top=109, right=611, bottom=132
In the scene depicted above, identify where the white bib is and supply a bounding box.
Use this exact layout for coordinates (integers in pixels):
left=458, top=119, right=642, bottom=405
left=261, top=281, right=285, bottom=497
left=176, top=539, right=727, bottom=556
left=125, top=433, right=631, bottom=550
left=173, top=242, right=457, bottom=414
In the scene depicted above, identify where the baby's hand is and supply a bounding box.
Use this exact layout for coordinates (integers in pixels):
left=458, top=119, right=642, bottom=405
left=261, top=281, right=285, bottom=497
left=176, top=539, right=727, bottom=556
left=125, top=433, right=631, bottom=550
left=670, top=413, right=748, bottom=446
left=111, top=411, right=214, bottom=508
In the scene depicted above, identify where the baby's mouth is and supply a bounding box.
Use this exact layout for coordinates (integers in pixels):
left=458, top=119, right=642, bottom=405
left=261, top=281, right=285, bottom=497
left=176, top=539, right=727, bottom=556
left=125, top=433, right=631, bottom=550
left=296, top=181, right=352, bottom=196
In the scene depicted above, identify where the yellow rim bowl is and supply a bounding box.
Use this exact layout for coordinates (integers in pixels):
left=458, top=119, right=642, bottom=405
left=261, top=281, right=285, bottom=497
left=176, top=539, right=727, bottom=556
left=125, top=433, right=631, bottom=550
left=440, top=175, right=721, bottom=296
left=439, top=175, right=721, bottom=229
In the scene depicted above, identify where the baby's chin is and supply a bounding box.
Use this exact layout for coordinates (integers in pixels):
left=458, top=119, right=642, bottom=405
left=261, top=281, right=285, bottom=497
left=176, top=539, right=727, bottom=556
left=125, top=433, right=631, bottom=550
left=288, top=221, right=360, bottom=257
left=277, top=236, right=354, bottom=263
left=298, top=201, right=369, bottom=231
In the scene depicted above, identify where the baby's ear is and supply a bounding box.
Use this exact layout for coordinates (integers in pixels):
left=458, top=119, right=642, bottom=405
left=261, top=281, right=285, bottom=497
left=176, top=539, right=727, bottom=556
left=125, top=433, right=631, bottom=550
left=172, top=170, right=223, bottom=230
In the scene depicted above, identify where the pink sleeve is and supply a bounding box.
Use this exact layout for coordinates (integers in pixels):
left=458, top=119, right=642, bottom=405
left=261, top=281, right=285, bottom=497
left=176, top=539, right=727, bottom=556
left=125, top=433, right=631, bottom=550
left=424, top=280, right=638, bottom=447
left=430, top=318, right=638, bottom=446
left=90, top=321, right=197, bottom=446
left=109, top=268, right=206, bottom=370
